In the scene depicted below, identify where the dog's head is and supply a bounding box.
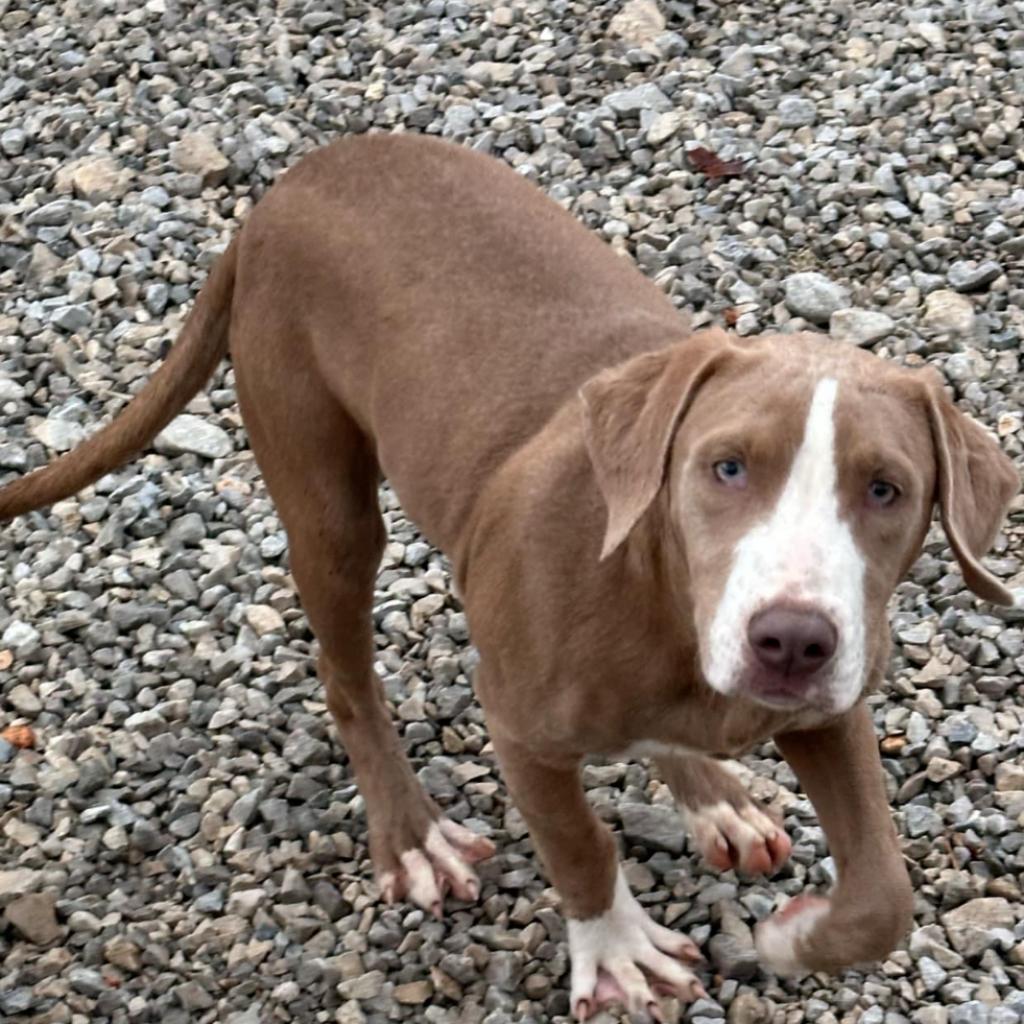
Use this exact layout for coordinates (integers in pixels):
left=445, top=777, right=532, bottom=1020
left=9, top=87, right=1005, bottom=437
left=581, top=329, right=1018, bottom=716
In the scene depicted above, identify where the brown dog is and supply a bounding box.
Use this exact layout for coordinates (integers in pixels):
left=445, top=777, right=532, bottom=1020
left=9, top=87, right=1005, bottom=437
left=1, top=134, right=1018, bottom=1020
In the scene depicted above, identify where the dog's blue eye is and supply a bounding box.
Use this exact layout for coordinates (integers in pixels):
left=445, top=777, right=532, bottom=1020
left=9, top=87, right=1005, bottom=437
left=868, top=480, right=898, bottom=506
left=714, top=459, right=747, bottom=486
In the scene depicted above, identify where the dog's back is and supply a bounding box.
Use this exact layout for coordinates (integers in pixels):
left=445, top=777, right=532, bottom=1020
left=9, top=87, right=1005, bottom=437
left=234, top=134, right=690, bottom=548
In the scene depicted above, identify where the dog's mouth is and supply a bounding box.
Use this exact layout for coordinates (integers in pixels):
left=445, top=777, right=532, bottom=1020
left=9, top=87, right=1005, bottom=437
left=739, top=666, right=836, bottom=713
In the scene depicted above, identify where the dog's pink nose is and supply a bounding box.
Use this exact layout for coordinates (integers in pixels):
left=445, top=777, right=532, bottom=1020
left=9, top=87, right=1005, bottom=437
left=748, top=606, right=837, bottom=678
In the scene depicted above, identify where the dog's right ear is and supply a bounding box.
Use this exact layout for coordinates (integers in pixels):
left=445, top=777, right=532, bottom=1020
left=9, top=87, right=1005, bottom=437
left=580, top=330, right=730, bottom=560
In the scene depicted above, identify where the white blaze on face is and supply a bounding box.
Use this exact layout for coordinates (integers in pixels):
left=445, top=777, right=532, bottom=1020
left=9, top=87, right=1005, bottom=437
left=702, top=377, right=866, bottom=713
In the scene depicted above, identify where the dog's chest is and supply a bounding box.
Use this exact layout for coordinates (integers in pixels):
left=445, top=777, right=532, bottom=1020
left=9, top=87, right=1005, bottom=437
left=616, top=739, right=738, bottom=762
left=612, top=689, right=826, bottom=761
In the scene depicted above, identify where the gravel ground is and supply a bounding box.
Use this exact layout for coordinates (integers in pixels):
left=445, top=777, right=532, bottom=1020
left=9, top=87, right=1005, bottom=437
left=1, top=1, right=1024, bottom=1022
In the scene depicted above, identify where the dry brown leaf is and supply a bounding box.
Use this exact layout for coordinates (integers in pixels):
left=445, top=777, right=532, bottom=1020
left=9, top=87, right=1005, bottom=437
left=2, top=724, right=35, bottom=749
left=880, top=735, right=906, bottom=755
left=687, top=146, right=747, bottom=179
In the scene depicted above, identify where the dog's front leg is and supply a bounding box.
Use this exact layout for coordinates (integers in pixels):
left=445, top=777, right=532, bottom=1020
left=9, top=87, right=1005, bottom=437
left=491, top=731, right=705, bottom=1021
left=756, top=701, right=913, bottom=974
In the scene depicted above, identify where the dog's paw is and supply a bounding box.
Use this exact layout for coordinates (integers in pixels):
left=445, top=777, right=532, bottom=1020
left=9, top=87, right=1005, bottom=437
left=754, top=894, right=830, bottom=975
left=685, top=800, right=791, bottom=875
left=569, top=871, right=705, bottom=1022
left=377, top=818, right=495, bottom=916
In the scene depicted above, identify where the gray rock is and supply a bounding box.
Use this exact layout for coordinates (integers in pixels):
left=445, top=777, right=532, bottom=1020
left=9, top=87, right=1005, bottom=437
left=144, top=282, right=170, bottom=315
left=486, top=951, right=525, bottom=991
left=312, top=880, right=346, bottom=920
left=885, top=82, right=926, bottom=115
left=913, top=1009, right=949, bottom=1024
left=4, top=893, right=62, bottom=944
left=26, top=199, right=74, bottom=226
left=131, top=821, right=164, bottom=853
left=905, top=804, right=943, bottom=837
left=728, top=993, right=769, bottom=1024
left=620, top=802, right=684, bottom=854
left=784, top=272, right=851, bottom=323
left=607, top=0, right=665, bottom=49
left=0, top=990, right=33, bottom=1015
left=922, top=289, right=976, bottom=335
left=229, top=789, right=263, bottom=827
left=778, top=96, right=817, bottom=127
left=719, top=45, right=754, bottom=78
left=69, top=155, right=131, bottom=202
left=708, top=933, right=758, bottom=980
left=941, top=898, right=1014, bottom=957
left=337, top=970, right=385, bottom=1000
left=169, top=133, right=230, bottom=185
left=169, top=812, right=201, bottom=838
left=124, top=709, right=169, bottom=737
left=917, top=956, right=947, bottom=992
left=0, top=375, right=26, bottom=403
left=282, top=731, right=331, bottom=767
left=949, top=1003, right=990, bottom=1024
left=830, top=308, right=895, bottom=347
left=175, top=980, right=216, bottom=1011
left=30, top=416, right=86, bottom=451
left=947, top=260, right=1002, bottom=292
left=7, top=684, right=42, bottom=714
left=873, top=163, right=901, bottom=196
left=944, top=348, right=991, bottom=384
left=194, top=890, right=225, bottom=913
left=0, top=127, right=26, bottom=156
left=155, top=414, right=232, bottom=458
left=606, top=84, right=672, bottom=116
left=2, top=620, right=39, bottom=649
left=50, top=305, right=92, bottom=332
left=68, top=967, right=105, bottom=996
left=279, top=866, right=312, bottom=902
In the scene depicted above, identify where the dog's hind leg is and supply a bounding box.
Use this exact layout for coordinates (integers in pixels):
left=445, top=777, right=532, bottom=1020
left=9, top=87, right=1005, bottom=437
left=654, top=754, right=791, bottom=876
left=233, top=342, right=493, bottom=915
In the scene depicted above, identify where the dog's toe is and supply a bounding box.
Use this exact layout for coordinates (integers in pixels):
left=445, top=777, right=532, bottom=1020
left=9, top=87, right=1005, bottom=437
left=569, top=871, right=705, bottom=1022
left=377, top=818, right=494, bottom=914
left=686, top=800, right=790, bottom=876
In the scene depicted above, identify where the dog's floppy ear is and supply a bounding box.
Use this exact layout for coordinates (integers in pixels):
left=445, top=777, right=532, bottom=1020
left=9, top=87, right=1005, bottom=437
left=581, top=329, right=730, bottom=559
left=922, top=377, right=1019, bottom=605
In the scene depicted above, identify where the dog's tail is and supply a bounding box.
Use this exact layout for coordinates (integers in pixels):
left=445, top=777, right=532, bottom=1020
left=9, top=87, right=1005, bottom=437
left=0, top=236, right=239, bottom=521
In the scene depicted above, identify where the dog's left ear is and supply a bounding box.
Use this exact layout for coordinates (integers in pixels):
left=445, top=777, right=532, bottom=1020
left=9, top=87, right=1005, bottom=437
left=922, top=378, right=1019, bottom=605
left=580, top=329, right=731, bottom=559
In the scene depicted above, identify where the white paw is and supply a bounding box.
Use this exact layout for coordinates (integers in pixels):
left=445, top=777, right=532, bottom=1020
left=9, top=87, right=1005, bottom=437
left=683, top=800, right=791, bottom=875
left=754, top=894, right=830, bottom=975
left=568, top=869, right=704, bottom=1021
left=378, top=819, right=495, bottom=916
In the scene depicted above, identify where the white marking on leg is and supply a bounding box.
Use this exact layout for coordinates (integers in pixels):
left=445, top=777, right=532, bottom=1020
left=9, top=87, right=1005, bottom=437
left=702, top=377, right=866, bottom=714
left=568, top=868, right=703, bottom=1018
left=755, top=896, right=830, bottom=975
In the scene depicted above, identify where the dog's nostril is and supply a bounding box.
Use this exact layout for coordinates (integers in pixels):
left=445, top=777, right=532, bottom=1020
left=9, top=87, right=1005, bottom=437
left=760, top=637, right=782, bottom=651
left=805, top=643, right=824, bottom=659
